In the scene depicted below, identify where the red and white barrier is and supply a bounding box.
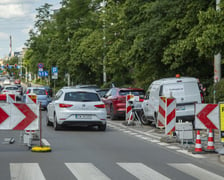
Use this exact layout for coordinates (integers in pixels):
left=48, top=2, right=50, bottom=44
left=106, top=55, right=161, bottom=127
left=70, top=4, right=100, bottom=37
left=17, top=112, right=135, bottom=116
left=157, top=97, right=166, bottom=128
left=7, top=94, right=16, bottom=103
left=157, top=97, right=176, bottom=135
left=126, top=94, right=135, bottom=122
left=26, top=94, right=37, bottom=104
left=165, top=98, right=176, bottom=135
left=0, top=103, right=39, bottom=130
left=0, top=94, right=16, bottom=103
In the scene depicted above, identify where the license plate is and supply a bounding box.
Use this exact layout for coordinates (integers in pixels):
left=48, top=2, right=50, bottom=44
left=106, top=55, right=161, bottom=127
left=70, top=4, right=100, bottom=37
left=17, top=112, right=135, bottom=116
left=176, top=106, right=185, bottom=110
left=75, top=114, right=91, bottom=119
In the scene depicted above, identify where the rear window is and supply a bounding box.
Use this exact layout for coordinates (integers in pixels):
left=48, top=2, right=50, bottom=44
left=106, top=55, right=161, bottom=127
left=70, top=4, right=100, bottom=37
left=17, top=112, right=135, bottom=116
left=64, top=92, right=100, bottom=102
left=33, top=89, right=46, bottom=95
left=119, top=90, right=145, bottom=96
left=6, top=87, right=18, bottom=90
left=161, top=82, right=199, bottom=97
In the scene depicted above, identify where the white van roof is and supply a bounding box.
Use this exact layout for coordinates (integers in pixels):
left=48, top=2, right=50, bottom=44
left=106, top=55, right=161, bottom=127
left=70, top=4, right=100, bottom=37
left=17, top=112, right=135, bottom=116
left=151, top=77, right=198, bottom=86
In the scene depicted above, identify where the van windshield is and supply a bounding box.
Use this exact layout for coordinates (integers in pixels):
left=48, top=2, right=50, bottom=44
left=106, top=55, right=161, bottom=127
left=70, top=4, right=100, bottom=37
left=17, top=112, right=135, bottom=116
left=161, top=82, right=199, bottom=97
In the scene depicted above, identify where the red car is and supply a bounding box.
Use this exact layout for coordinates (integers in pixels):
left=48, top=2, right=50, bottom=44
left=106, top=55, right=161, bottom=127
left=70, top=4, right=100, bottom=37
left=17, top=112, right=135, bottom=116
left=102, top=87, right=145, bottom=120
left=14, top=79, right=21, bottom=84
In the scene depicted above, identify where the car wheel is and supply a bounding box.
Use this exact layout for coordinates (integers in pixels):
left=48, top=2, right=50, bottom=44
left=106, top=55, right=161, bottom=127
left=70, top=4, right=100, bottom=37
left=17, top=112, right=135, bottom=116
left=53, top=114, right=61, bottom=130
left=46, top=115, right=53, bottom=126
left=98, top=124, right=106, bottom=131
left=139, top=110, right=150, bottom=125
left=110, top=105, right=116, bottom=120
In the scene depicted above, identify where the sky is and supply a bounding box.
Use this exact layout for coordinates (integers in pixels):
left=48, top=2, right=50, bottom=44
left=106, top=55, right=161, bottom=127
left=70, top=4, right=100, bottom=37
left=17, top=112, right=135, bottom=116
left=0, top=0, right=62, bottom=59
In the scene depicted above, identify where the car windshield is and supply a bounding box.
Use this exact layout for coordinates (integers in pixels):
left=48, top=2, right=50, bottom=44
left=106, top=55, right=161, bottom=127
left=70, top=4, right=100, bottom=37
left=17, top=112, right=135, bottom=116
left=64, top=92, right=100, bottom=102
left=119, top=90, right=145, bottom=96
left=33, top=89, right=46, bottom=95
left=6, top=87, right=18, bottom=90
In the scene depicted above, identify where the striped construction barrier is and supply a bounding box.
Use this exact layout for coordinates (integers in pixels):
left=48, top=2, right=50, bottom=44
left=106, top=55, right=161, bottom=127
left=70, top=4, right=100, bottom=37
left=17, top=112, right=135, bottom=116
left=165, top=98, right=176, bottom=135
left=26, top=94, right=37, bottom=104
left=126, top=94, right=135, bottom=122
left=157, top=97, right=176, bottom=135
left=157, top=97, right=166, bottom=128
left=0, top=94, right=16, bottom=103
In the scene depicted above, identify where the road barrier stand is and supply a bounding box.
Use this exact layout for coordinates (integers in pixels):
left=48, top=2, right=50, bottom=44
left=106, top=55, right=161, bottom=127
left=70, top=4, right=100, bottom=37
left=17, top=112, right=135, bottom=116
left=126, top=94, right=134, bottom=124
left=31, top=103, right=51, bottom=152
left=125, top=95, right=142, bottom=126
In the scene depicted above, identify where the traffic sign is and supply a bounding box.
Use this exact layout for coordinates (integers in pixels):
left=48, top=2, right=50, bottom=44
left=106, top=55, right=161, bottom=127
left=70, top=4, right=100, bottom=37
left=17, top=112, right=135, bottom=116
left=38, top=63, right=44, bottom=68
left=195, top=104, right=219, bottom=129
left=0, top=103, right=39, bottom=130
left=219, top=103, right=224, bottom=143
left=52, top=67, right=58, bottom=79
left=38, top=71, right=48, bottom=77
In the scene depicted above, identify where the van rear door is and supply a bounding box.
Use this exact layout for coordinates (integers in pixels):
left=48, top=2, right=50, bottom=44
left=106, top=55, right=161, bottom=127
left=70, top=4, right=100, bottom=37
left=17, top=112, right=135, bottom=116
left=161, top=81, right=201, bottom=120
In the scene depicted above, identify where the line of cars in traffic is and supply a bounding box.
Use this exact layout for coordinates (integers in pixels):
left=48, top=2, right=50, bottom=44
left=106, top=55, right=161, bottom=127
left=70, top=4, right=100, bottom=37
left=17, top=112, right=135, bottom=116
left=46, top=75, right=203, bottom=131
left=1, top=75, right=203, bottom=132
left=0, top=76, right=23, bottom=101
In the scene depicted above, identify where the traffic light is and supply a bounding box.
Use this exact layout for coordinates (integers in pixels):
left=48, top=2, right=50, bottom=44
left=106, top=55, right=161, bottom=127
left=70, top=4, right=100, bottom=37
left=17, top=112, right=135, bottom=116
left=6, top=64, right=8, bottom=68
left=14, top=64, right=17, bottom=69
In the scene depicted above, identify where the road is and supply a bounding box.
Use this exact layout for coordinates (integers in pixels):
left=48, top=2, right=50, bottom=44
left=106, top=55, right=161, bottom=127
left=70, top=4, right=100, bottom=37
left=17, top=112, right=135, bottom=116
left=0, top=110, right=224, bottom=180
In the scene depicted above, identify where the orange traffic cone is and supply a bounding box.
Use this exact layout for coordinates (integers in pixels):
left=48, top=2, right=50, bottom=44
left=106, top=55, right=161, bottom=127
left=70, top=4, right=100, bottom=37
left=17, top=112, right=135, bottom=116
left=206, top=129, right=216, bottom=152
left=193, top=130, right=204, bottom=154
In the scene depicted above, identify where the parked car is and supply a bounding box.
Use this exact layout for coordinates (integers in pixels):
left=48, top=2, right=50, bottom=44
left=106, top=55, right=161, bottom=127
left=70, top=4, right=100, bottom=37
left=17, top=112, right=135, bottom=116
left=73, top=84, right=100, bottom=90
left=24, top=87, right=52, bottom=110
left=14, top=79, right=21, bottom=84
left=14, top=84, right=23, bottom=95
left=42, top=86, right=53, bottom=97
left=3, top=79, right=11, bottom=85
left=1, top=85, right=22, bottom=100
left=141, top=76, right=202, bottom=125
left=47, top=88, right=107, bottom=131
left=96, top=88, right=109, bottom=98
left=102, top=87, right=145, bottom=120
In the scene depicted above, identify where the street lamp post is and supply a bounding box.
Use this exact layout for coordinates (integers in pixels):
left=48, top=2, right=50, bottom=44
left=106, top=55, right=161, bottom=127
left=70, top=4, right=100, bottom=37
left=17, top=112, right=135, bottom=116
left=102, top=0, right=107, bottom=84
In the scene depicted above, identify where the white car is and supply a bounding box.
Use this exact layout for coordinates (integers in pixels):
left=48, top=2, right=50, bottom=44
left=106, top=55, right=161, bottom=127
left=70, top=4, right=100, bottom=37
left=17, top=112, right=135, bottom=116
left=3, top=79, right=11, bottom=85
left=47, top=88, right=107, bottom=131
left=1, top=85, right=22, bottom=100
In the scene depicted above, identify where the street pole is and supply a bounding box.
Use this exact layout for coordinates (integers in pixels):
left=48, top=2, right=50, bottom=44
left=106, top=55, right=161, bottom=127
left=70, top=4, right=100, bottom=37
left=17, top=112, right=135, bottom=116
left=214, top=0, right=221, bottom=104
left=102, top=0, right=107, bottom=84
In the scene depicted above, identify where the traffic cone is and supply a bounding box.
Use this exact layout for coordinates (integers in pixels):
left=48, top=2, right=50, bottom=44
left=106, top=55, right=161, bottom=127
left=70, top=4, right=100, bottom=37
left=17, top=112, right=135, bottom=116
left=193, top=130, right=204, bottom=154
left=206, top=129, right=216, bottom=152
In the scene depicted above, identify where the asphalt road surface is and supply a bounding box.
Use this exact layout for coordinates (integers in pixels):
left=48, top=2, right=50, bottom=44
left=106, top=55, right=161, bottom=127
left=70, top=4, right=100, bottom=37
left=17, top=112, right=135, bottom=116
left=0, top=110, right=224, bottom=179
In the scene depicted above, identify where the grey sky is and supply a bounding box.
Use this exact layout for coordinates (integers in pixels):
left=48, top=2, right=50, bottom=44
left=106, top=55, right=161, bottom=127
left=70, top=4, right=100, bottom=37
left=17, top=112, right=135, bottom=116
left=0, top=0, right=61, bottom=59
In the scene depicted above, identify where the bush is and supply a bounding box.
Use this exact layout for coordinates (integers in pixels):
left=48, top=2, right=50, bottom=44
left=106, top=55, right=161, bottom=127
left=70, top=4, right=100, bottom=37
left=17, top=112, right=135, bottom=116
left=206, top=79, right=224, bottom=103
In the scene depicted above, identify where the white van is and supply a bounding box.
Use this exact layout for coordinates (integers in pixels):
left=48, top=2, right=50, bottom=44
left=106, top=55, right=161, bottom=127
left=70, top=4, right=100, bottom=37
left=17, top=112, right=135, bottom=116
left=141, top=76, right=202, bottom=125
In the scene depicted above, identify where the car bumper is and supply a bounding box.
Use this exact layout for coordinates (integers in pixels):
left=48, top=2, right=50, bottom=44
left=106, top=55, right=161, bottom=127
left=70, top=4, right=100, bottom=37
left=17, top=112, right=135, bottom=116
left=60, top=121, right=106, bottom=127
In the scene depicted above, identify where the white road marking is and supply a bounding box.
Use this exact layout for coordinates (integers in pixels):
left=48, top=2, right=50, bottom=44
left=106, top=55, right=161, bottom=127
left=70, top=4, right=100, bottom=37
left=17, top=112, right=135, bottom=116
left=117, top=163, right=170, bottom=180
left=65, top=163, right=110, bottom=180
left=10, top=163, right=45, bottom=180
left=176, top=150, right=205, bottom=158
left=169, top=163, right=224, bottom=180
left=149, top=139, right=160, bottom=143
left=167, top=146, right=180, bottom=150
left=157, top=142, right=169, bottom=146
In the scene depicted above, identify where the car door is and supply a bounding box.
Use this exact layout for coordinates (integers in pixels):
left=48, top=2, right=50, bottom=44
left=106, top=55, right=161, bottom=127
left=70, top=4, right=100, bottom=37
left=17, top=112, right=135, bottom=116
left=48, top=90, right=62, bottom=121
left=102, top=88, right=113, bottom=114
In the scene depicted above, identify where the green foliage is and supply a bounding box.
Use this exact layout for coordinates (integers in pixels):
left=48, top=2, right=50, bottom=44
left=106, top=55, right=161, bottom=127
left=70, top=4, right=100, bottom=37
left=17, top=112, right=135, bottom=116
left=24, top=0, right=222, bottom=97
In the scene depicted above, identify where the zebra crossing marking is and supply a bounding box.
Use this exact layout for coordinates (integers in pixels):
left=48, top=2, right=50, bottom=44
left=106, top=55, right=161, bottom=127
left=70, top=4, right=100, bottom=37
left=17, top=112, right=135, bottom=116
left=8, top=162, right=224, bottom=179
left=65, top=163, right=110, bottom=180
left=117, top=162, right=170, bottom=180
left=10, top=163, right=45, bottom=180
left=169, top=163, right=224, bottom=180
